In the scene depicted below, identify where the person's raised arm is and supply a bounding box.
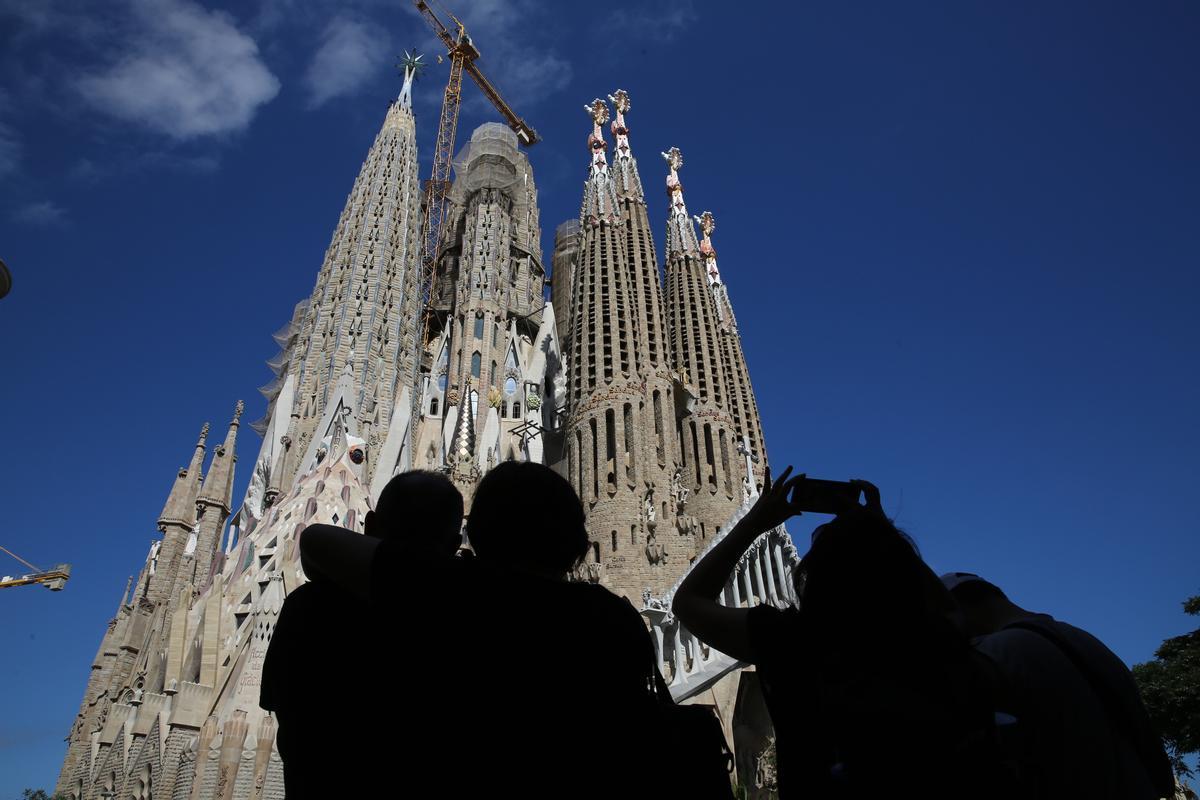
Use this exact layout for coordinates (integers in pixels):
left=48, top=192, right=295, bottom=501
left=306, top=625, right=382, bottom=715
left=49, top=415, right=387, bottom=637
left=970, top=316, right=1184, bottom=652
left=299, top=523, right=379, bottom=601
left=673, top=467, right=805, bottom=663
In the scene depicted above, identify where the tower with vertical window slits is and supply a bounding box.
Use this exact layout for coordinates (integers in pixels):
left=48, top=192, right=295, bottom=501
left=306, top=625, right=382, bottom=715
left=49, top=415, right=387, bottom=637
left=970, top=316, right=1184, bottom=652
left=662, top=147, right=749, bottom=542
left=565, top=98, right=686, bottom=600
left=263, top=70, right=425, bottom=500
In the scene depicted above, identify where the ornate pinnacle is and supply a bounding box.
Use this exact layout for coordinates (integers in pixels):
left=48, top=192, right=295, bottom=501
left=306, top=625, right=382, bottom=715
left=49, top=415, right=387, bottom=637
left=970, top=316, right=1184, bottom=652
left=198, top=422, right=210, bottom=444
left=696, top=211, right=715, bottom=239
left=663, top=146, right=684, bottom=174
left=585, top=98, right=610, bottom=127
left=608, top=89, right=630, bottom=115
left=233, top=400, right=245, bottom=423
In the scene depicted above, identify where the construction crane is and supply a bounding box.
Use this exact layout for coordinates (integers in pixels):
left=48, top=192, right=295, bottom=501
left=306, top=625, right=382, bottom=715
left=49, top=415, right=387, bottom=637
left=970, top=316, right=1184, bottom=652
left=0, top=544, right=70, bottom=591
left=411, top=0, right=539, bottom=347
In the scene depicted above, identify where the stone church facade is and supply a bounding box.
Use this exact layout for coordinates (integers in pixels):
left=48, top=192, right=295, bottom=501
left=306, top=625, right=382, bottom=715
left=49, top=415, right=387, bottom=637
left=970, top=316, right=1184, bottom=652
left=56, top=66, right=775, bottom=799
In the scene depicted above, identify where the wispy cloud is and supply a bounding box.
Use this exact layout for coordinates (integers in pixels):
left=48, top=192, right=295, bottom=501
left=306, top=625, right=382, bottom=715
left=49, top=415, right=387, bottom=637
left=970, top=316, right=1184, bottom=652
left=602, top=0, right=698, bottom=42
left=304, top=16, right=390, bottom=109
left=72, top=0, right=280, bottom=139
left=403, top=0, right=573, bottom=113
left=12, top=200, right=66, bottom=226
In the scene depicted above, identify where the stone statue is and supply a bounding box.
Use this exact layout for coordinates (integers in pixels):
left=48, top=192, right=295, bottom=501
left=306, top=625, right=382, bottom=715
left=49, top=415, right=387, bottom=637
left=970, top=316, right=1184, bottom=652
left=644, top=488, right=657, bottom=532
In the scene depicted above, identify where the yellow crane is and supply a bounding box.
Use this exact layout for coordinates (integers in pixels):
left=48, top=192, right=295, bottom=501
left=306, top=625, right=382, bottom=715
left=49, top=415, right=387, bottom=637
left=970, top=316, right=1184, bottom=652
left=412, top=0, right=540, bottom=349
left=0, top=544, right=70, bottom=591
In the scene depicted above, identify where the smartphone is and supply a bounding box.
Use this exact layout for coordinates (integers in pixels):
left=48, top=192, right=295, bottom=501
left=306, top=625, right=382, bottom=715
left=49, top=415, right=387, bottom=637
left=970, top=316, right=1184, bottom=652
left=791, top=478, right=862, bottom=514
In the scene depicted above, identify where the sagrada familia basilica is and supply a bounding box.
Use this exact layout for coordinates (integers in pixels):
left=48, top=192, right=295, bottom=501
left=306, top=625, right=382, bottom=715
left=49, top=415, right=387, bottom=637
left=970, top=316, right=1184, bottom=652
left=56, top=62, right=802, bottom=799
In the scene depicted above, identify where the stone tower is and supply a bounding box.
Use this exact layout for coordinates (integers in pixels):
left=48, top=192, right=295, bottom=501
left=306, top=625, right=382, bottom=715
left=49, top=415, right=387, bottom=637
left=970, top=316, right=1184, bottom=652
left=662, top=147, right=745, bottom=538
left=411, top=122, right=560, bottom=506
left=564, top=96, right=684, bottom=599
left=264, top=67, right=425, bottom=505
left=698, top=210, right=767, bottom=485
left=550, top=218, right=580, bottom=348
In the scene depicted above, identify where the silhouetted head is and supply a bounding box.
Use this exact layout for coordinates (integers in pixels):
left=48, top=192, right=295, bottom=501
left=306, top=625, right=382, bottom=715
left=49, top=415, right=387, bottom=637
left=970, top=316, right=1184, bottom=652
left=797, top=510, right=955, bottom=649
left=941, top=572, right=1018, bottom=638
left=466, top=461, right=588, bottom=579
left=364, top=470, right=464, bottom=556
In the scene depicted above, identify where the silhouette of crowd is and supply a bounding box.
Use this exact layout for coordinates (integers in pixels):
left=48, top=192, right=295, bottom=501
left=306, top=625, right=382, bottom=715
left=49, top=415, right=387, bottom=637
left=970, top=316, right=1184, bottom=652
left=261, top=462, right=1176, bottom=799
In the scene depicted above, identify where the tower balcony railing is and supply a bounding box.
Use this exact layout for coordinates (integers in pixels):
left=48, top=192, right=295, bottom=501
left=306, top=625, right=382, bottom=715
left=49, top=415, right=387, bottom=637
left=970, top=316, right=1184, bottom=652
left=642, top=498, right=801, bottom=702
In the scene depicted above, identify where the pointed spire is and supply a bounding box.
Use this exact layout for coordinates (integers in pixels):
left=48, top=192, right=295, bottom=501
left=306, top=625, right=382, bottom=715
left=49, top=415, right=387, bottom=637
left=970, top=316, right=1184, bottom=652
left=396, top=50, right=424, bottom=111
left=663, top=147, right=699, bottom=257
left=449, top=386, right=476, bottom=465
left=607, top=89, right=644, bottom=201
left=580, top=99, right=621, bottom=227
left=198, top=401, right=243, bottom=513
left=696, top=210, right=739, bottom=328
left=158, top=422, right=209, bottom=529
left=696, top=211, right=721, bottom=285
left=116, top=575, right=133, bottom=613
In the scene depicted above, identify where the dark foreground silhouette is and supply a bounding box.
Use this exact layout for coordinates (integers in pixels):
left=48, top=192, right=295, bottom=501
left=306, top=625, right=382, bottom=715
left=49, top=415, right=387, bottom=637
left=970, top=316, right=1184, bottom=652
left=263, top=463, right=1173, bottom=799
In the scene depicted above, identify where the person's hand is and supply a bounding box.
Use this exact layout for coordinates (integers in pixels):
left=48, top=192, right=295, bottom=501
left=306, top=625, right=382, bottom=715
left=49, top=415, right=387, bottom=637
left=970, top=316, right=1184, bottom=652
left=744, top=465, right=806, bottom=532
left=849, top=479, right=883, bottom=515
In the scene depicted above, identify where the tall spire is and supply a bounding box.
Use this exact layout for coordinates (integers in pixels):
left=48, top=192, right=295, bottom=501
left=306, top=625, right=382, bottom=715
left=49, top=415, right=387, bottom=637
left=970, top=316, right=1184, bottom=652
left=158, top=423, right=208, bottom=529
left=580, top=99, right=621, bottom=226
left=696, top=211, right=737, bottom=328
left=192, top=401, right=243, bottom=589
left=607, top=89, right=644, bottom=201
left=198, top=401, right=243, bottom=512
left=663, top=147, right=699, bottom=257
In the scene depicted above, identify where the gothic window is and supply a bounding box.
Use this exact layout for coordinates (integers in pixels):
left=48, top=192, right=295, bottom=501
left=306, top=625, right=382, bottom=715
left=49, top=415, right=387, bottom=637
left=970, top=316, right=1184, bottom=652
left=471, top=352, right=481, bottom=378
left=653, top=390, right=665, bottom=465
left=704, top=425, right=717, bottom=491
left=623, top=403, right=634, bottom=483
left=631, top=525, right=637, bottom=546
left=492, top=324, right=499, bottom=348
left=513, top=401, right=521, bottom=418
left=490, top=362, right=497, bottom=386
left=430, top=397, right=439, bottom=416
left=611, top=530, right=618, bottom=552
left=474, top=314, right=484, bottom=339
left=604, top=409, right=617, bottom=494
left=592, top=541, right=601, bottom=564
left=438, top=373, right=448, bottom=391
left=720, top=430, right=732, bottom=497
left=504, top=377, right=518, bottom=395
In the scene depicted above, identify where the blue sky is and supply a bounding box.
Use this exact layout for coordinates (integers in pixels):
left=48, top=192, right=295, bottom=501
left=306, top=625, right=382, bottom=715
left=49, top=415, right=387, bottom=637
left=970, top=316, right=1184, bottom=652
left=1, top=0, right=1198, bottom=793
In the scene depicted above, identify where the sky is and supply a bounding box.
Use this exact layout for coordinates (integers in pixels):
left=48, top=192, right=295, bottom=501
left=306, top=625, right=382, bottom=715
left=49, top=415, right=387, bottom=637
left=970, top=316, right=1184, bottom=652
left=1, top=0, right=1198, bottom=793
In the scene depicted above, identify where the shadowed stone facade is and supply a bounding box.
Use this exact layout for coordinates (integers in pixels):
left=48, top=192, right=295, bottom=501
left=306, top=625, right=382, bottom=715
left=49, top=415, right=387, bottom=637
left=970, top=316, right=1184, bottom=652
left=58, top=77, right=775, bottom=799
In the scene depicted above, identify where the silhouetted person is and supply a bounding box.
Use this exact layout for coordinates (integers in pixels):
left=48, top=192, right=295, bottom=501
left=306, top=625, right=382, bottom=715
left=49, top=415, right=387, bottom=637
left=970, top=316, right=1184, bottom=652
left=674, top=469, right=1004, bottom=799
left=260, top=470, right=463, bottom=800
left=301, top=462, right=667, bottom=797
left=943, top=572, right=1175, bottom=799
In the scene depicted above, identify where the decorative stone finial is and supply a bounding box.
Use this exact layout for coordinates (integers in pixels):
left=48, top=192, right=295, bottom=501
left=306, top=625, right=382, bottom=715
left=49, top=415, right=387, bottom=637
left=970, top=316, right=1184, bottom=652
left=608, top=89, right=631, bottom=115
left=585, top=98, right=610, bottom=128
left=233, top=400, right=245, bottom=423
left=663, top=146, right=684, bottom=174
left=396, top=50, right=424, bottom=110
left=696, top=211, right=715, bottom=239
left=198, top=422, right=210, bottom=444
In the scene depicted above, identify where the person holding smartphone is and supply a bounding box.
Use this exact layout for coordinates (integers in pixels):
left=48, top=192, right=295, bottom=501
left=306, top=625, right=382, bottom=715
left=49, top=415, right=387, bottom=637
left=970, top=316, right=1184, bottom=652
left=673, top=469, right=1011, bottom=798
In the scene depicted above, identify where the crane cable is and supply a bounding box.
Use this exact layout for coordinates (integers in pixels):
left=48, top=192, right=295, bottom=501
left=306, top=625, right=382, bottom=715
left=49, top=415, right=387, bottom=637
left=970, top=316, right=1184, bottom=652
left=0, top=543, right=42, bottom=573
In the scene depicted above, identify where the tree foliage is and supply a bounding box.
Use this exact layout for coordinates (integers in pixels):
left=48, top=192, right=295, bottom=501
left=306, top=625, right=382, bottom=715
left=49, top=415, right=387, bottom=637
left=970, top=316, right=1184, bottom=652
left=1133, top=592, right=1200, bottom=776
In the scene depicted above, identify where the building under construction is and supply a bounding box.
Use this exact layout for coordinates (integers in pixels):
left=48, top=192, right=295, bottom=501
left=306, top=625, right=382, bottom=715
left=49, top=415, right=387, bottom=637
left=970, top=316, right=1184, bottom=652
left=55, top=29, right=794, bottom=800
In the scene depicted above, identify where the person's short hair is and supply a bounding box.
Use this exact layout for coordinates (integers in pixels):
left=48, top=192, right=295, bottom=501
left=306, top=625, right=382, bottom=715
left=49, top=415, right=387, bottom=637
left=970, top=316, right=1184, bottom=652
left=371, top=470, right=464, bottom=553
left=466, top=461, right=587, bottom=577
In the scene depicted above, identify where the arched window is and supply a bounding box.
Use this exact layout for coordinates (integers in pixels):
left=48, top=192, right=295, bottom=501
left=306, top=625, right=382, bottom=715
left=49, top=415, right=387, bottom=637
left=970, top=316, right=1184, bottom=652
left=471, top=352, right=481, bottom=378
left=474, top=314, right=484, bottom=339
left=430, top=397, right=439, bottom=416
left=513, top=401, right=521, bottom=418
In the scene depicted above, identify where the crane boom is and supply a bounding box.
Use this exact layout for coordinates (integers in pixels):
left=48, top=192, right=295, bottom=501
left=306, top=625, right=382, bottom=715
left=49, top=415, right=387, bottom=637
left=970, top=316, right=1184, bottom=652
left=0, top=544, right=71, bottom=591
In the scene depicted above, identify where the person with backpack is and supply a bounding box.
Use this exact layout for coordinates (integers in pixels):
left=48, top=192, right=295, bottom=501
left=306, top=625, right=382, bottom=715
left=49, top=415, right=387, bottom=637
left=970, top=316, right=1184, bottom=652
left=674, top=468, right=1013, bottom=798
left=943, top=572, right=1176, bottom=799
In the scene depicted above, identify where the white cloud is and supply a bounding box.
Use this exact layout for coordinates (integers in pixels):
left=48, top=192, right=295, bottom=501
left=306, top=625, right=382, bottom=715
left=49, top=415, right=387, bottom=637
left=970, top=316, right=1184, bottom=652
left=603, top=1, right=698, bottom=42
left=12, top=200, right=66, bottom=225
left=304, top=16, right=389, bottom=109
left=75, top=0, right=280, bottom=139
